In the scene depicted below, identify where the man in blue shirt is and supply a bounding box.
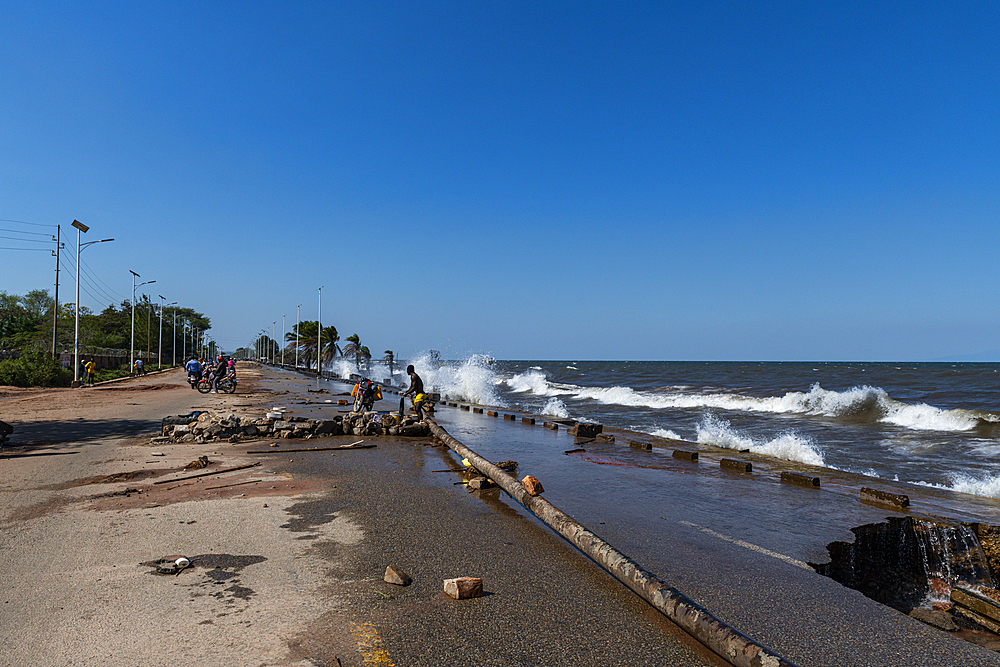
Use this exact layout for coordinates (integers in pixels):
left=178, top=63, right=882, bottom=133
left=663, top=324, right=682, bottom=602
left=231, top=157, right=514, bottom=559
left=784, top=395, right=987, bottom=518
left=185, top=356, right=201, bottom=389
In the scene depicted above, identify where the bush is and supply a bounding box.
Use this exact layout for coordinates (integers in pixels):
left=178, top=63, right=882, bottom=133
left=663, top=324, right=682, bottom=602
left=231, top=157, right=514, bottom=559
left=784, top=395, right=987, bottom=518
left=0, top=346, right=73, bottom=387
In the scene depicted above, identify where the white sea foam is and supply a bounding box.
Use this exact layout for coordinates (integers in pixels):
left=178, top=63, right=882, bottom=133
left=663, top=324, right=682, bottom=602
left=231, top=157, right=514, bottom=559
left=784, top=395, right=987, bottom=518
left=500, top=375, right=986, bottom=435
left=542, top=398, right=570, bottom=418
left=408, top=353, right=506, bottom=407
left=942, top=474, right=1000, bottom=499
left=506, top=371, right=552, bottom=395
left=650, top=428, right=682, bottom=440
left=695, top=415, right=825, bottom=466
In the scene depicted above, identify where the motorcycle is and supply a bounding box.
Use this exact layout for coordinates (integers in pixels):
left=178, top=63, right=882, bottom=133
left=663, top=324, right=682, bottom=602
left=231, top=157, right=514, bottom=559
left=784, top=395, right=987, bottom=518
left=187, top=370, right=201, bottom=390
left=197, top=369, right=237, bottom=394
left=351, top=378, right=382, bottom=413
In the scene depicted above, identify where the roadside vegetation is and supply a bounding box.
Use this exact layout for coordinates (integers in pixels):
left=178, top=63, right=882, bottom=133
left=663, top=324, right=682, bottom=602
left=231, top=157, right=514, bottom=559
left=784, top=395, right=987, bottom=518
left=0, top=288, right=210, bottom=387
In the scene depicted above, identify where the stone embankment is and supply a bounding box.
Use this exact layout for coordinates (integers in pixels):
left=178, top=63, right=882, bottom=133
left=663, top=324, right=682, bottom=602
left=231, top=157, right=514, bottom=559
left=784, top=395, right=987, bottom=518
left=159, top=409, right=431, bottom=444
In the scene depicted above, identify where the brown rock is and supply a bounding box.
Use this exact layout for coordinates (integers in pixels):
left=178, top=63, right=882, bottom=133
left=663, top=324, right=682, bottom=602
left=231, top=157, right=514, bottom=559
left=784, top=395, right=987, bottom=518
left=384, top=565, right=412, bottom=586
left=444, top=577, right=483, bottom=599
left=522, top=475, right=544, bottom=496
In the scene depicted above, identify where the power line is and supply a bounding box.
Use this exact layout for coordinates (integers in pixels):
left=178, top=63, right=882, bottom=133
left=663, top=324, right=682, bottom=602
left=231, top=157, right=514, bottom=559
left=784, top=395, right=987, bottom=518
left=0, top=218, right=57, bottom=228
left=0, top=234, right=52, bottom=243
left=0, top=227, right=53, bottom=236
left=0, top=246, right=51, bottom=251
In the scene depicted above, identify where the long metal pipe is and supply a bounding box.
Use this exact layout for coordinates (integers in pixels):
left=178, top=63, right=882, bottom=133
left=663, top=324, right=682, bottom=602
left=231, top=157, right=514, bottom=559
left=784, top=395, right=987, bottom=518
left=424, top=417, right=798, bottom=667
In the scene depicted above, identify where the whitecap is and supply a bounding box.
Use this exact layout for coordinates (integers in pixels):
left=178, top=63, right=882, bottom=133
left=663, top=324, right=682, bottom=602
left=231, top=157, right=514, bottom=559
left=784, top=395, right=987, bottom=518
left=695, top=415, right=825, bottom=466
left=541, top=397, right=570, bottom=418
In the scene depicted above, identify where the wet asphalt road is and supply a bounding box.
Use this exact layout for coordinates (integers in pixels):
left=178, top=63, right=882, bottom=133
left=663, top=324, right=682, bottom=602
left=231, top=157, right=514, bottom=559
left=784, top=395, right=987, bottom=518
left=253, top=367, right=1000, bottom=666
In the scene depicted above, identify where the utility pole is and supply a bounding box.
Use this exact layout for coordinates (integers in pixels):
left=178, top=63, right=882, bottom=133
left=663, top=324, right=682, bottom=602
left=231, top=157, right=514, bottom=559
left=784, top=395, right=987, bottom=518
left=51, top=224, right=61, bottom=357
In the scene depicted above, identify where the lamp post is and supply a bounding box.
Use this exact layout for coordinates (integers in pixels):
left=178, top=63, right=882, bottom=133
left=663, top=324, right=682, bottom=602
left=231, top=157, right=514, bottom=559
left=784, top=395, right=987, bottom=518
left=272, top=321, right=276, bottom=364
left=158, top=297, right=176, bottom=370
left=72, top=220, right=113, bottom=385
left=317, top=286, right=323, bottom=385
left=281, top=315, right=285, bottom=366
left=170, top=305, right=178, bottom=366
left=130, top=271, right=155, bottom=375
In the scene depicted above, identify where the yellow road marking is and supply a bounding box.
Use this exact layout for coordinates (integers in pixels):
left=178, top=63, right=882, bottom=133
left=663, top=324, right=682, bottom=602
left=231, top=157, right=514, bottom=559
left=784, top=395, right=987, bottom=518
left=350, top=621, right=395, bottom=666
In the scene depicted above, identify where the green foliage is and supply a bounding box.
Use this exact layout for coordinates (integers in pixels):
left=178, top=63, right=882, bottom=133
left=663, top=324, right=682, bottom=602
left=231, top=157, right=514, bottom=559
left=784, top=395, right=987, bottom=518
left=0, top=345, right=73, bottom=387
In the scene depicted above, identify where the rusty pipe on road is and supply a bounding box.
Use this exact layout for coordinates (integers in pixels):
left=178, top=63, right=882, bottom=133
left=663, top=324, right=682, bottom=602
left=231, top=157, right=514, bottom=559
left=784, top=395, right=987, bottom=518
left=425, top=417, right=797, bottom=667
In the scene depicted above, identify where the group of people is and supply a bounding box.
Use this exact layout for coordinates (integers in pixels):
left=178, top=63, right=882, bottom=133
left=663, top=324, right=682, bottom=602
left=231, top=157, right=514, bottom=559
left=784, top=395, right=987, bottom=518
left=78, top=359, right=97, bottom=386
left=185, top=354, right=236, bottom=393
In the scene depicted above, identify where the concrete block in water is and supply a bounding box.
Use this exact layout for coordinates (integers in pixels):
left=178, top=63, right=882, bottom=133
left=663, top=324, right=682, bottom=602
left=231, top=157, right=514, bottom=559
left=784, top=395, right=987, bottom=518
left=860, top=487, right=909, bottom=509
left=522, top=417, right=535, bottom=425
left=629, top=440, right=652, bottom=451
left=504, top=414, right=516, bottom=421
left=596, top=433, right=615, bottom=443
left=543, top=422, right=559, bottom=431
left=473, top=407, right=483, bottom=414
left=572, top=423, right=603, bottom=438
left=460, top=405, right=470, bottom=411
left=781, top=471, right=820, bottom=488
left=487, top=411, right=498, bottom=417
left=720, top=459, right=752, bottom=473
left=672, top=450, right=698, bottom=462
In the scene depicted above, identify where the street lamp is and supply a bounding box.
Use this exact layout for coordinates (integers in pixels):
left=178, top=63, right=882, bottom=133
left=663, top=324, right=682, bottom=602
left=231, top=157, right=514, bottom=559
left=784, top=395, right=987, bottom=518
left=130, top=270, right=155, bottom=375
left=72, top=220, right=113, bottom=385
left=295, top=304, right=301, bottom=369
left=317, top=286, right=323, bottom=386
left=281, top=315, right=285, bottom=366
left=159, top=296, right=176, bottom=370
left=169, top=304, right=178, bottom=366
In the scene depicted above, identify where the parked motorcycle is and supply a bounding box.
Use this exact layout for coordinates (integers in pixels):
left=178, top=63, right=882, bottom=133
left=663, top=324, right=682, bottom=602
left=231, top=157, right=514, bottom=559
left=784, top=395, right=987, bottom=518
left=351, top=378, right=382, bottom=413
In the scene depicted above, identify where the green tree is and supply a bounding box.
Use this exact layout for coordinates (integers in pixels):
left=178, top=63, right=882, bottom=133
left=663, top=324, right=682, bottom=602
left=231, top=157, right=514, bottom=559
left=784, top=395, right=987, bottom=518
left=285, top=321, right=340, bottom=368
left=343, top=334, right=367, bottom=371
left=0, top=345, right=72, bottom=387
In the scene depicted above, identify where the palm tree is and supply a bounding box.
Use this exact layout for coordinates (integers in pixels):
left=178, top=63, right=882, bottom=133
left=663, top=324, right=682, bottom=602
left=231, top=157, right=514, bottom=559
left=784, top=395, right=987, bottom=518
left=358, top=345, right=371, bottom=371
left=286, top=321, right=318, bottom=368
left=343, top=334, right=363, bottom=370
left=320, top=325, right=341, bottom=366
left=284, top=321, right=341, bottom=370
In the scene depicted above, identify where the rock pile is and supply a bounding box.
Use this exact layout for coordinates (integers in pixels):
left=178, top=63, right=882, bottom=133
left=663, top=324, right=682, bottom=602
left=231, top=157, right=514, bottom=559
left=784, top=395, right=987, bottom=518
left=159, top=410, right=430, bottom=444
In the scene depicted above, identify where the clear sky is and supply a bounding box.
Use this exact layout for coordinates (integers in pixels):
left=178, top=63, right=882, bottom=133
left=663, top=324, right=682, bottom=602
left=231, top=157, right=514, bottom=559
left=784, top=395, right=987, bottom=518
left=2, top=1, right=998, bottom=361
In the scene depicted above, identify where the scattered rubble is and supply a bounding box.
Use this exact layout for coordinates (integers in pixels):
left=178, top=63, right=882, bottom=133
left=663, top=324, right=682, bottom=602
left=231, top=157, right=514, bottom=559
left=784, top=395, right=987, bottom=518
left=384, top=565, right=412, bottom=586
left=159, top=410, right=431, bottom=444
left=522, top=475, right=544, bottom=496
left=444, top=576, right=483, bottom=599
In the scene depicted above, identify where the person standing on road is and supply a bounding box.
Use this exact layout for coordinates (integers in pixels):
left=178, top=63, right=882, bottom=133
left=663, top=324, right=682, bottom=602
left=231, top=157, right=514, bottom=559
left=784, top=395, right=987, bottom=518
left=402, top=365, right=425, bottom=420
left=83, top=359, right=96, bottom=386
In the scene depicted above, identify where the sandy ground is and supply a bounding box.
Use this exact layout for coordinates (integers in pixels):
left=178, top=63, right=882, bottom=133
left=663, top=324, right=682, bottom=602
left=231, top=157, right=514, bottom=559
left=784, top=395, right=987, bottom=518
left=0, top=367, right=359, bottom=666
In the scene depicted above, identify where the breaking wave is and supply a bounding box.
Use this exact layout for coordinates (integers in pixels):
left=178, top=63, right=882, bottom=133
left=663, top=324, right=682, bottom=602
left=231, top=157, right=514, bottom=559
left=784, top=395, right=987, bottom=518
left=695, top=415, right=825, bottom=466
left=498, top=369, right=997, bottom=435
left=541, top=398, right=570, bottom=418
left=406, top=352, right=506, bottom=407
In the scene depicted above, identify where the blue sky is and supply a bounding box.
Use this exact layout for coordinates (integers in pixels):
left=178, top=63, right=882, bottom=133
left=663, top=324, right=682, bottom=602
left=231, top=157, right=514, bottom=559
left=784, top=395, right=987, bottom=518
left=2, top=1, right=998, bottom=361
